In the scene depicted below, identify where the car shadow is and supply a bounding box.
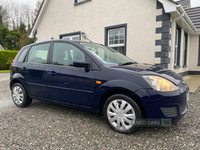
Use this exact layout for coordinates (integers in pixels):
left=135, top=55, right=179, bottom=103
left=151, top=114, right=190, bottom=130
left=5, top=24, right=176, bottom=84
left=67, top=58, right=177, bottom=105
left=23, top=99, right=183, bottom=136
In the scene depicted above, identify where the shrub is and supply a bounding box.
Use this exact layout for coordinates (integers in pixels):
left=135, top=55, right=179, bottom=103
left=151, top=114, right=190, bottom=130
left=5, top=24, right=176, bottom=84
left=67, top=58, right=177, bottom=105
left=0, top=50, right=18, bottom=70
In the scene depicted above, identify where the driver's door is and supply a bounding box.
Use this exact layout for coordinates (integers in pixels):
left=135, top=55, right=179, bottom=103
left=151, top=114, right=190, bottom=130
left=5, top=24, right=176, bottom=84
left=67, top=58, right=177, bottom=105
left=46, top=42, right=95, bottom=108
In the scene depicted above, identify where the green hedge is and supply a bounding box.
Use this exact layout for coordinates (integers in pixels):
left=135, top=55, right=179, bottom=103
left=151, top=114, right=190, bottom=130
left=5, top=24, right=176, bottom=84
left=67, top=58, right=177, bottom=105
left=0, top=50, right=18, bottom=70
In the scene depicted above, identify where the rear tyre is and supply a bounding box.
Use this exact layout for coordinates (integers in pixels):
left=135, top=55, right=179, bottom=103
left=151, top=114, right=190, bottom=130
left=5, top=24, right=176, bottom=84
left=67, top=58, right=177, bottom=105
left=103, top=94, right=142, bottom=134
left=12, top=83, right=32, bottom=107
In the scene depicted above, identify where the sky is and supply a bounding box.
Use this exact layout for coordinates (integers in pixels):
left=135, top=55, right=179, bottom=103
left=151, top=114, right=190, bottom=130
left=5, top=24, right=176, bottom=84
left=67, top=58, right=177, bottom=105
left=190, top=0, right=200, bottom=7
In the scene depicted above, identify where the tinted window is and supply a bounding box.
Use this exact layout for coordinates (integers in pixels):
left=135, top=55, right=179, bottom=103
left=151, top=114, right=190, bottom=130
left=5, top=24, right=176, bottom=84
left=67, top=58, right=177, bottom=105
left=27, top=43, right=50, bottom=64
left=52, top=43, right=84, bottom=66
left=18, top=47, right=30, bottom=62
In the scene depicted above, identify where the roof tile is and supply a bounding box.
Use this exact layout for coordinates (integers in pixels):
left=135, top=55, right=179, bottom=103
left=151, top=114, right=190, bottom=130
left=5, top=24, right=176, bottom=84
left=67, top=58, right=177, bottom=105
left=185, top=6, right=200, bottom=31
left=176, top=0, right=190, bottom=7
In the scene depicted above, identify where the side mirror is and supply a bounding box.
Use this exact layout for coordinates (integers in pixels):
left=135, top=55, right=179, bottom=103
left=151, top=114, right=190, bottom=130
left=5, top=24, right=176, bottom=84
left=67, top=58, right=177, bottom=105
left=73, top=60, right=90, bottom=70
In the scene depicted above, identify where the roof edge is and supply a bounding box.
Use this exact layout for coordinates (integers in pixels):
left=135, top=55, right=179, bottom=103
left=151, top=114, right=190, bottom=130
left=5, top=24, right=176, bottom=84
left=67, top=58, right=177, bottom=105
left=158, top=0, right=177, bottom=13
left=159, top=0, right=200, bottom=34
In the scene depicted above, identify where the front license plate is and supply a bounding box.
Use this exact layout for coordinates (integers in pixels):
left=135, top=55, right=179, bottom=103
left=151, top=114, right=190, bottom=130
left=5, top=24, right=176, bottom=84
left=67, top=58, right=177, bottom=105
left=186, top=92, right=190, bottom=101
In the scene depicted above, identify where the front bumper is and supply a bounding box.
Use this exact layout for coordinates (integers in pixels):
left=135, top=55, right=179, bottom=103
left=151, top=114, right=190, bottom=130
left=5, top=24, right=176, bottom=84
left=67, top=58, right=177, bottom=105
left=135, top=81, right=189, bottom=120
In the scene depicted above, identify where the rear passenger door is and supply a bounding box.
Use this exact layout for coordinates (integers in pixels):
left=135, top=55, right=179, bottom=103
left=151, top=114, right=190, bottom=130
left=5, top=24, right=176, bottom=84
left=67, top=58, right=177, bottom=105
left=21, top=42, right=50, bottom=99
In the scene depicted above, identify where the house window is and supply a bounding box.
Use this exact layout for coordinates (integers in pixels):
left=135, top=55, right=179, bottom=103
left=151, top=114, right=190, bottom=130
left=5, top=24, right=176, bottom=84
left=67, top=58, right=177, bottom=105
left=174, top=24, right=181, bottom=68
left=62, top=35, right=80, bottom=40
left=59, top=31, right=81, bottom=41
left=183, top=32, right=188, bottom=67
left=108, top=28, right=125, bottom=54
left=105, top=24, right=127, bottom=55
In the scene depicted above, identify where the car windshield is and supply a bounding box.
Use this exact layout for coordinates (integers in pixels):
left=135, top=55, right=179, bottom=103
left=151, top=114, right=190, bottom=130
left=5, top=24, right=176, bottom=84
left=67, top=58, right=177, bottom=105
left=79, top=42, right=134, bottom=65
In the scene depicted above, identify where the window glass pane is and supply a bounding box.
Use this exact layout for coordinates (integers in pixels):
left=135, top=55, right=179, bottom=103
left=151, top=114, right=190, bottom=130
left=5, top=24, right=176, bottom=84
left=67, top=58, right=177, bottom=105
left=72, top=36, right=80, bottom=40
left=27, top=43, right=50, bottom=64
left=77, top=0, right=84, bottom=2
left=183, top=34, right=188, bottom=66
left=108, top=28, right=125, bottom=46
left=61, top=34, right=80, bottom=40
left=175, top=30, right=178, bottom=45
left=18, top=47, right=29, bottom=62
left=80, top=43, right=131, bottom=65
left=63, top=37, right=70, bottom=40
left=52, top=43, right=84, bottom=66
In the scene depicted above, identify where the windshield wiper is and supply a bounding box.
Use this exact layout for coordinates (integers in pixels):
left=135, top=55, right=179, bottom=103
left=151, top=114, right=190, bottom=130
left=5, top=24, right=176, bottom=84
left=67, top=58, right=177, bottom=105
left=119, top=62, right=137, bottom=66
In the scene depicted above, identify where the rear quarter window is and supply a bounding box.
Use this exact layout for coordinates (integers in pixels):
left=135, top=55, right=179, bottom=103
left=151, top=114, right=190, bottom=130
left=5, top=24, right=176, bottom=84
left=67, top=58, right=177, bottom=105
left=17, top=47, right=30, bottom=62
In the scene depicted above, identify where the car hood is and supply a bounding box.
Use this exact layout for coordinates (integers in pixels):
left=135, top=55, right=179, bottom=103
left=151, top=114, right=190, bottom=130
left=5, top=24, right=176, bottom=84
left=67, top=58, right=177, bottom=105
left=111, top=63, right=183, bottom=85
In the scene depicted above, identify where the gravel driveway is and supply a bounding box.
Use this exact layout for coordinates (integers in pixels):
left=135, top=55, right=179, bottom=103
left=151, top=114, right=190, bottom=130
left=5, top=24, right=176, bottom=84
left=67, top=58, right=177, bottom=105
left=0, top=73, right=200, bottom=149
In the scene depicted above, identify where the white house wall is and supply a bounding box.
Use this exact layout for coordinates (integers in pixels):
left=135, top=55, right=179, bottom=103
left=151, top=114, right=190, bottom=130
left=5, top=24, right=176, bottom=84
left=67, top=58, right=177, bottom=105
left=36, top=0, right=159, bottom=65
left=189, top=35, right=200, bottom=71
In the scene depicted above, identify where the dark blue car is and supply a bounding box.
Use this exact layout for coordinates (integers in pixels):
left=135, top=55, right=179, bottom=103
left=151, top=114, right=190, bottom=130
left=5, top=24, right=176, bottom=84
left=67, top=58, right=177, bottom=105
left=10, top=40, right=189, bottom=134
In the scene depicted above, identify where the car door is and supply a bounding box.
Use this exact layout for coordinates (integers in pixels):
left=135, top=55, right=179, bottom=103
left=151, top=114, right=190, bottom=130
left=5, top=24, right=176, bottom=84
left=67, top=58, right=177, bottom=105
left=46, top=42, right=95, bottom=108
left=21, top=42, right=50, bottom=99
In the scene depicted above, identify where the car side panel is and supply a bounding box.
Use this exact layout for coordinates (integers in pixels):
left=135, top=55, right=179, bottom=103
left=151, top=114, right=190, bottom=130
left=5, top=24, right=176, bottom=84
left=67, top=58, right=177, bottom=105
left=20, top=62, right=48, bottom=99
left=92, top=79, right=142, bottom=112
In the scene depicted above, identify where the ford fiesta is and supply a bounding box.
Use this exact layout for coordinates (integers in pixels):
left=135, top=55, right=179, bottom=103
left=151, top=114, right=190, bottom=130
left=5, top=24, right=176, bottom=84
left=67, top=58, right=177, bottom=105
left=10, top=40, right=189, bottom=134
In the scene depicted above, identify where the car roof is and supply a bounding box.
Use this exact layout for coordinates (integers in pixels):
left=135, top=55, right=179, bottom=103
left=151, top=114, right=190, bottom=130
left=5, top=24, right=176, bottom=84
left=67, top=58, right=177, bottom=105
left=21, top=39, right=101, bottom=50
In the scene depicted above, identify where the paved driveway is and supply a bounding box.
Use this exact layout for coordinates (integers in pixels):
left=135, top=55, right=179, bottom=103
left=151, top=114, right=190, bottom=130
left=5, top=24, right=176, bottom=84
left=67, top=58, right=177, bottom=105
left=0, top=73, right=199, bottom=149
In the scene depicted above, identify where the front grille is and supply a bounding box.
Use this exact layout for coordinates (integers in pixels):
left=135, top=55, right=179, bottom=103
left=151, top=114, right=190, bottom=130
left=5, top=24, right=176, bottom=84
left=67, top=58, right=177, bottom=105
left=179, top=103, right=187, bottom=114
left=161, top=107, right=177, bottom=117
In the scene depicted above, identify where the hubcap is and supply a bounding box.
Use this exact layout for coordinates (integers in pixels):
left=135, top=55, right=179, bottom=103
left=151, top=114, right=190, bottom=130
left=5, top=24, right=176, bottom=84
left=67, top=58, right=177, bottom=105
left=107, top=99, right=136, bottom=130
left=12, top=86, right=24, bottom=105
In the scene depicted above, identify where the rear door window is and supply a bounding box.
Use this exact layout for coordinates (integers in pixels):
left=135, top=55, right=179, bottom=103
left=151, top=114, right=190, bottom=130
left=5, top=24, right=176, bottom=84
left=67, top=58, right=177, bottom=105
left=27, top=43, right=50, bottom=64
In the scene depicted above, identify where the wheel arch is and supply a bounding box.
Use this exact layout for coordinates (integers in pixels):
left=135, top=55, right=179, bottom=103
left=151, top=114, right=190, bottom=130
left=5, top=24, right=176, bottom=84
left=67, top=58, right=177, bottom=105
left=10, top=73, right=29, bottom=96
left=99, top=88, right=147, bottom=118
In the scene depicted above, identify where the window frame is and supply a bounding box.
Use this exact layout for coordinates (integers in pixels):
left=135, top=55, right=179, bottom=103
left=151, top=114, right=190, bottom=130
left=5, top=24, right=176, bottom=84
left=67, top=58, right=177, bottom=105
left=108, top=27, right=125, bottom=48
left=183, top=32, right=188, bottom=67
left=49, top=41, right=92, bottom=69
left=74, top=0, right=91, bottom=5
left=105, top=23, right=127, bottom=55
left=59, top=31, right=81, bottom=41
left=174, top=24, right=181, bottom=68
left=25, top=42, right=51, bottom=65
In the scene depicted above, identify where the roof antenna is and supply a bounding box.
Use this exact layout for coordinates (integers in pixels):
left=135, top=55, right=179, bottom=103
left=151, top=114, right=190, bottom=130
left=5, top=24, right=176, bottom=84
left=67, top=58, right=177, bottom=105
left=81, top=32, right=92, bottom=43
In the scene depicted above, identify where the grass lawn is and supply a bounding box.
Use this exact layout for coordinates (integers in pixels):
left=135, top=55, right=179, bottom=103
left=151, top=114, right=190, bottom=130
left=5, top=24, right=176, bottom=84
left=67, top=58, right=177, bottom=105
left=0, top=70, right=10, bottom=73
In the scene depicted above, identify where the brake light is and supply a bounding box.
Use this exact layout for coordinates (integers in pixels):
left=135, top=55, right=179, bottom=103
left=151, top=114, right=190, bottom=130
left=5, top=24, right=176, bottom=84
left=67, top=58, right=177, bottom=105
left=11, top=59, right=14, bottom=66
left=11, top=55, right=17, bottom=66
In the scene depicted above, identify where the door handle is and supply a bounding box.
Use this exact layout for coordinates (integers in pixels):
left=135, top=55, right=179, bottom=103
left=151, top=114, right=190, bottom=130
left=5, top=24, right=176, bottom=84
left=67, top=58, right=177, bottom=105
left=22, top=67, right=27, bottom=72
left=48, top=71, right=57, bottom=76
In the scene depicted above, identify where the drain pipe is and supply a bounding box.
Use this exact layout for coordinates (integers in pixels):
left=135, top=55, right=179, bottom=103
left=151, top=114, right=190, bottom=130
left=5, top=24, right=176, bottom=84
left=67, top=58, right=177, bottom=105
left=170, top=12, right=184, bottom=71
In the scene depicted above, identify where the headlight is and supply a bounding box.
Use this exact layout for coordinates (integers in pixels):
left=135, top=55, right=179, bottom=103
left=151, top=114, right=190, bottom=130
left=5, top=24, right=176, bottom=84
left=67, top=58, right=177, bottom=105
left=143, top=75, right=179, bottom=92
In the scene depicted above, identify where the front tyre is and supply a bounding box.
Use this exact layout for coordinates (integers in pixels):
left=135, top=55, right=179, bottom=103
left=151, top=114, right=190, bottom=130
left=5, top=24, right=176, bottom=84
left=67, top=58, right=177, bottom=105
left=103, top=94, right=142, bottom=134
left=12, top=83, right=32, bottom=107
